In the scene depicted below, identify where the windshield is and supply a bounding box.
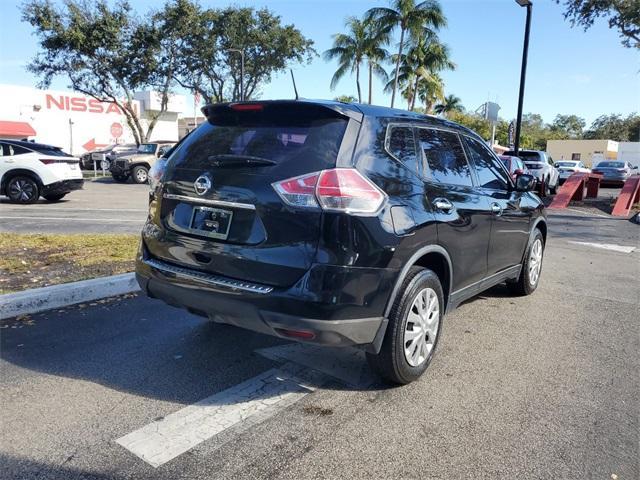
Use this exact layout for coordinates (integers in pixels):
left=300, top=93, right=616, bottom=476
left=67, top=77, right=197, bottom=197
left=556, top=162, right=577, bottom=168
left=596, top=162, right=624, bottom=168
left=137, top=144, right=157, bottom=154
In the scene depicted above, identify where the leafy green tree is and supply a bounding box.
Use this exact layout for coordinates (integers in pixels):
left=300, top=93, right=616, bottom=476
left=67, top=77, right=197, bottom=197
left=556, top=0, right=639, bottom=49
left=334, top=95, right=358, bottom=103
left=324, top=17, right=369, bottom=103
left=434, top=95, right=463, bottom=117
left=583, top=113, right=640, bottom=141
left=22, top=0, right=174, bottom=144
left=177, top=6, right=315, bottom=103
left=366, top=0, right=446, bottom=108
left=549, top=114, right=586, bottom=139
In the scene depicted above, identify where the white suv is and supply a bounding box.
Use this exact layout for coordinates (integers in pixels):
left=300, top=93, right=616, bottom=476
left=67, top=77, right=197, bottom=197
left=0, top=140, right=84, bottom=204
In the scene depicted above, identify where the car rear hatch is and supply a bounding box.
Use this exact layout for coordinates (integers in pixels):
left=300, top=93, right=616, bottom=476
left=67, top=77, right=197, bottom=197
left=147, top=101, right=358, bottom=288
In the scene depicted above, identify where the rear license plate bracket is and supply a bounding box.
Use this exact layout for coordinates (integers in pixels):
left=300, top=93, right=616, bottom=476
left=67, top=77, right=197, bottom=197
left=189, top=206, right=233, bottom=240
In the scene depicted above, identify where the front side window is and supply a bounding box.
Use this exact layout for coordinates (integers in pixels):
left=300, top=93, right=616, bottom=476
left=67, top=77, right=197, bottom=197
left=385, top=124, right=419, bottom=176
left=418, top=128, right=473, bottom=187
left=465, top=137, right=510, bottom=190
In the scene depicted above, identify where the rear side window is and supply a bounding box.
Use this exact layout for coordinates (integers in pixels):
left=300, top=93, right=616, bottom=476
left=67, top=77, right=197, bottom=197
left=418, top=128, right=473, bottom=187
left=385, top=125, right=419, bottom=176
left=4, top=144, right=33, bottom=156
left=465, top=137, right=511, bottom=190
left=169, top=105, right=348, bottom=170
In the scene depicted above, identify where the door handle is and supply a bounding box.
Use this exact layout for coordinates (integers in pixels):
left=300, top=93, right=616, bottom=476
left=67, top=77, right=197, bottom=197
left=490, top=202, right=503, bottom=216
left=433, top=198, right=454, bottom=213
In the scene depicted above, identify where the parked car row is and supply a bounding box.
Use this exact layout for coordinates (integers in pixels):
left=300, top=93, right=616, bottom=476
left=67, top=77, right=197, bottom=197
left=79, top=143, right=138, bottom=170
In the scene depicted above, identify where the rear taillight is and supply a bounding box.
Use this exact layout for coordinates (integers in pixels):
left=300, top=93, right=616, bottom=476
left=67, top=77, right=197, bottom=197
left=39, top=159, right=55, bottom=165
left=272, top=168, right=386, bottom=215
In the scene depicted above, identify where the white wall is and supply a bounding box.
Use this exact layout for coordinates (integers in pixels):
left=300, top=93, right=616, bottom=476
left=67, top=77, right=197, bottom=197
left=618, top=142, right=640, bottom=168
left=0, top=84, right=185, bottom=155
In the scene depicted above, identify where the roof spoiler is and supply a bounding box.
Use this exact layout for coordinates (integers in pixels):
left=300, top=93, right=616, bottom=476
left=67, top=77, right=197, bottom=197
left=201, top=100, right=363, bottom=122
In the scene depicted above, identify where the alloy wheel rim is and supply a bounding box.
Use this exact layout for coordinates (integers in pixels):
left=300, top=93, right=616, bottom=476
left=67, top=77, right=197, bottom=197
left=9, top=179, right=35, bottom=202
left=404, top=287, right=440, bottom=367
left=136, top=169, right=147, bottom=182
left=528, top=239, right=543, bottom=285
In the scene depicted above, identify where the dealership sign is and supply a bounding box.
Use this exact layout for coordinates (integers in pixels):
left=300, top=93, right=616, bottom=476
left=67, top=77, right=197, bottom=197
left=0, top=84, right=183, bottom=155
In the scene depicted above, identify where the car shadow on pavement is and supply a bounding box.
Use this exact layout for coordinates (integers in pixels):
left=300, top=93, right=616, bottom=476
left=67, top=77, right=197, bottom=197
left=1, top=453, right=113, bottom=480
left=0, top=296, right=385, bottom=406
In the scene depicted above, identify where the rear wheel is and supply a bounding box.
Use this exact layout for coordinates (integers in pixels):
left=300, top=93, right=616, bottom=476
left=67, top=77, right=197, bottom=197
left=6, top=176, right=40, bottom=204
left=549, top=176, right=558, bottom=194
left=132, top=165, right=149, bottom=184
left=508, top=229, right=544, bottom=296
left=43, top=193, right=66, bottom=202
left=367, top=266, right=444, bottom=385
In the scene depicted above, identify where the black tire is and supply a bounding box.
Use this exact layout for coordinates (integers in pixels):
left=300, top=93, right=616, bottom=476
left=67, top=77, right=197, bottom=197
left=132, top=165, right=149, bottom=184
left=43, top=193, right=66, bottom=202
left=508, top=229, right=545, bottom=296
left=549, top=177, right=558, bottom=194
left=6, top=176, right=40, bottom=204
left=542, top=177, right=550, bottom=196
left=366, top=266, right=444, bottom=385
left=112, top=173, right=129, bottom=183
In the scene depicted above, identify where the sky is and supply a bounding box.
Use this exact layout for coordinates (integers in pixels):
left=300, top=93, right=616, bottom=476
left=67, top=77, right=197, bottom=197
left=1, top=0, right=638, bottom=127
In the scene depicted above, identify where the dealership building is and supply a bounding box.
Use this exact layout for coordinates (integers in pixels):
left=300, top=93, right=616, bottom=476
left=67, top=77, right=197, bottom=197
left=0, top=84, right=186, bottom=155
left=547, top=139, right=640, bottom=167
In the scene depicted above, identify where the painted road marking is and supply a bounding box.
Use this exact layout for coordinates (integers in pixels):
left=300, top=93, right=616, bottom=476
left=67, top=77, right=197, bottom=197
left=116, top=345, right=375, bottom=467
left=568, top=241, right=636, bottom=253
left=116, top=366, right=317, bottom=468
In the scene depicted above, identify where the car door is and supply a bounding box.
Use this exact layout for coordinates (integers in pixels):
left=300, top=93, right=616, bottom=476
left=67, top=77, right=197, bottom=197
left=463, top=136, right=532, bottom=276
left=417, top=127, right=492, bottom=291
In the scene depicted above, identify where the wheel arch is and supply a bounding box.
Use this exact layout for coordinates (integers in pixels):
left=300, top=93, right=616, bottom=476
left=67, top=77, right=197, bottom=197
left=384, top=245, right=453, bottom=318
left=1, top=168, right=43, bottom=195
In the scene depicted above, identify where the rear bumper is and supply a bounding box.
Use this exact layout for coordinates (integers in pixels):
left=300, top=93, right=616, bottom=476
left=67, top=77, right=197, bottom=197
left=42, top=179, right=84, bottom=195
left=135, top=244, right=395, bottom=352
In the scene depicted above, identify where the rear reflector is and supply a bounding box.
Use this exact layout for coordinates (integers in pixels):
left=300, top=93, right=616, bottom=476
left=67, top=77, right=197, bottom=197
left=229, top=103, right=264, bottom=111
left=275, top=328, right=316, bottom=340
left=272, top=168, right=386, bottom=215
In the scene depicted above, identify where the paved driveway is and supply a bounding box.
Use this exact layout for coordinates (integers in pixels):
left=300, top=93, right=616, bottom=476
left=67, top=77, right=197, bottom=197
left=0, top=178, right=148, bottom=234
left=1, top=211, right=638, bottom=479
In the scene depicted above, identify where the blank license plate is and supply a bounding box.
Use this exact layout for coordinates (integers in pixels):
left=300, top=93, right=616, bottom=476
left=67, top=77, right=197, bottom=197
left=189, top=206, right=233, bottom=240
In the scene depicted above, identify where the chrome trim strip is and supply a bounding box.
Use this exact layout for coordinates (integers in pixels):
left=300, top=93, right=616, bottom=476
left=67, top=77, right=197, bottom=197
left=144, top=258, right=273, bottom=294
left=163, top=193, right=256, bottom=211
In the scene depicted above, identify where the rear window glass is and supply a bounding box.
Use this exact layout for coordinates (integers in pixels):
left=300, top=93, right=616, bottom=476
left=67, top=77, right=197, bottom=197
left=28, top=145, right=71, bottom=157
left=169, top=106, right=348, bottom=170
left=505, top=151, right=542, bottom=162
left=556, top=162, right=577, bottom=167
left=596, top=162, right=624, bottom=168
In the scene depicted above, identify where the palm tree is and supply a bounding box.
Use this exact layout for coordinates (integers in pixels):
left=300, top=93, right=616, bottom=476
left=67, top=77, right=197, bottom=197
left=324, top=17, right=368, bottom=103
left=385, top=35, right=454, bottom=111
left=417, top=73, right=445, bottom=113
left=362, top=18, right=391, bottom=104
left=366, top=0, right=446, bottom=108
left=434, top=94, right=463, bottom=117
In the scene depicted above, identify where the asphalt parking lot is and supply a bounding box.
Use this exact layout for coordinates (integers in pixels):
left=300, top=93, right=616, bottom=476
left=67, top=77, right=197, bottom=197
left=0, top=178, right=148, bottom=234
left=1, top=209, right=638, bottom=479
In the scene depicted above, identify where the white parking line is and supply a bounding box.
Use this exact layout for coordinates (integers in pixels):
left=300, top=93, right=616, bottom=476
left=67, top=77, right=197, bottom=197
left=116, top=345, right=375, bottom=468
left=0, top=216, right=142, bottom=223
left=116, top=366, right=317, bottom=468
left=568, top=241, right=636, bottom=253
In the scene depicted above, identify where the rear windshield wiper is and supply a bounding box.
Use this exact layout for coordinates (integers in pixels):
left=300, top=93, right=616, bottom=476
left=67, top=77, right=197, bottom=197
left=207, top=154, right=277, bottom=167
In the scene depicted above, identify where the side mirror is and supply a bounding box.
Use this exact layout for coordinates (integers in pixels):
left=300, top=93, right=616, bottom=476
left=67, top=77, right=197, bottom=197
left=633, top=166, right=639, bottom=170
left=515, top=173, right=536, bottom=192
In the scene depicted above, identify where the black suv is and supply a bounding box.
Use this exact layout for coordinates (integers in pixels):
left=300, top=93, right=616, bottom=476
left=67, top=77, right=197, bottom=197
left=136, top=100, right=546, bottom=384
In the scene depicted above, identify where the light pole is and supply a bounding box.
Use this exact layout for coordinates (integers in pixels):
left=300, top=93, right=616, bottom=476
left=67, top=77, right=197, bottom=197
left=514, top=0, right=532, bottom=156
left=228, top=48, right=245, bottom=101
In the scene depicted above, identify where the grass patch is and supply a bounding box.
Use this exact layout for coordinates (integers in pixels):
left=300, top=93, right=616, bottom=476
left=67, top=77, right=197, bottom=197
left=0, top=233, right=139, bottom=294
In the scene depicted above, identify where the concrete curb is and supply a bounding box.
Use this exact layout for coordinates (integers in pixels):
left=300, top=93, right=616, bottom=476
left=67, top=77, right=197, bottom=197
left=0, top=273, right=140, bottom=320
